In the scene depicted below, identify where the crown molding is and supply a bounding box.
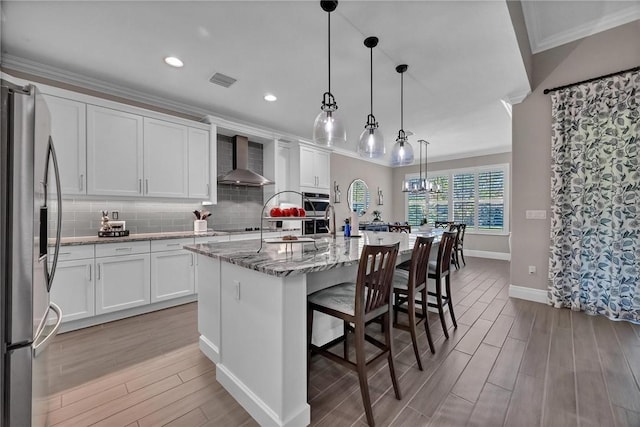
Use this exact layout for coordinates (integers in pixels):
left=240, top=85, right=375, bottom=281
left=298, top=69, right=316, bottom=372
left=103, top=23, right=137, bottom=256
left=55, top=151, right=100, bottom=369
left=1, top=54, right=214, bottom=119
left=427, top=146, right=511, bottom=164
left=525, top=3, right=640, bottom=54
left=504, top=89, right=530, bottom=105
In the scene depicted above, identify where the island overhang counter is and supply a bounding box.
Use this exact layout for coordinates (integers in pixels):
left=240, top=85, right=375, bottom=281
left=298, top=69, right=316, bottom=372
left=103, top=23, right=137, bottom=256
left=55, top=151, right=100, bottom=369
left=184, top=231, right=441, bottom=427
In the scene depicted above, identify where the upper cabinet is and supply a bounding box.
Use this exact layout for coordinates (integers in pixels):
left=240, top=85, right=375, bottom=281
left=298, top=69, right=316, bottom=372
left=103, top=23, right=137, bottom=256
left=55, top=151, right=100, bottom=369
left=87, top=105, right=144, bottom=197
left=44, top=95, right=87, bottom=195
left=188, top=128, right=211, bottom=199
left=299, top=144, right=330, bottom=193
left=40, top=82, right=214, bottom=201
left=143, top=118, right=189, bottom=198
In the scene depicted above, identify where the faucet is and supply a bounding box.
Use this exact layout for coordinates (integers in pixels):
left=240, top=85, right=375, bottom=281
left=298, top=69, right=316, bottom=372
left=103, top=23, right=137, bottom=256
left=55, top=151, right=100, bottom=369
left=324, top=204, right=336, bottom=238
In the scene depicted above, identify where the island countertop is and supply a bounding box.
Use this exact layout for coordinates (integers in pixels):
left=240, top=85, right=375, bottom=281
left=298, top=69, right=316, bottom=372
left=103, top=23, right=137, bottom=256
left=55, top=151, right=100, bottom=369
left=183, top=230, right=442, bottom=277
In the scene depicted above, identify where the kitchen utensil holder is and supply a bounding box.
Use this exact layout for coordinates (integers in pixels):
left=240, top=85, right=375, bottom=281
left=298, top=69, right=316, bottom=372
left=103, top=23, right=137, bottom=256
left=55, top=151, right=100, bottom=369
left=194, top=220, right=207, bottom=234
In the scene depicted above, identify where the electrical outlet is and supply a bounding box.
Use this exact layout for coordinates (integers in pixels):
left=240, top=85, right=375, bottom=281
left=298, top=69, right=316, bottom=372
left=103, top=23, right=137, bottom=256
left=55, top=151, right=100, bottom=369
left=234, top=281, right=240, bottom=300
left=528, top=265, right=536, bottom=275
left=112, top=210, right=119, bottom=220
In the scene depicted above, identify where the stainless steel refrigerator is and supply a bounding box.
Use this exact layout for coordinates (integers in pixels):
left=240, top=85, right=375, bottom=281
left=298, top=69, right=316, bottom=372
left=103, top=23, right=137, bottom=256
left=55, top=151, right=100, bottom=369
left=1, top=80, right=63, bottom=427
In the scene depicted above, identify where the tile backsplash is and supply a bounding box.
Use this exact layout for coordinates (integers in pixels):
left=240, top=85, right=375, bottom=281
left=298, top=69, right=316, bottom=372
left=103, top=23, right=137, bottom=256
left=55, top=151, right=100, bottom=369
left=55, top=135, right=267, bottom=237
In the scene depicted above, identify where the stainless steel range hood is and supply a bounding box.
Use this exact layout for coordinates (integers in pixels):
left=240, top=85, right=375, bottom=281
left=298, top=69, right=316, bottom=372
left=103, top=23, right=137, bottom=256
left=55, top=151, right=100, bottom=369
left=217, top=135, right=274, bottom=186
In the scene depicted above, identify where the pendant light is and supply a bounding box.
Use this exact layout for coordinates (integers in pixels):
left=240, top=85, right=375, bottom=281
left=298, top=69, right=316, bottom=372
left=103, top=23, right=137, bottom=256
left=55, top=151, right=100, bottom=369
left=357, top=36, right=384, bottom=158
left=390, top=64, right=414, bottom=166
left=313, top=1, right=346, bottom=147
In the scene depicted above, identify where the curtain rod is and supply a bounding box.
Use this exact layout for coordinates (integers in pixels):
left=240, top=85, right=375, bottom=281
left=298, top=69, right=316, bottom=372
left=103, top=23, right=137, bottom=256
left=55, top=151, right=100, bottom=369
left=543, top=66, right=639, bottom=94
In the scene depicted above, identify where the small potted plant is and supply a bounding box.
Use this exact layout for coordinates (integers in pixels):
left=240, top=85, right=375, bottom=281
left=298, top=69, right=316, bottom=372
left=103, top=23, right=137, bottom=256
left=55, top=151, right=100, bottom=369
left=372, top=210, right=382, bottom=222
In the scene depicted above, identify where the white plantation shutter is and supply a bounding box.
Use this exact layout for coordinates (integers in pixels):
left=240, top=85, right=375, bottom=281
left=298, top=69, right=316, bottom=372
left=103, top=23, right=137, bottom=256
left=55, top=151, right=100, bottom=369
left=428, top=176, right=449, bottom=225
left=407, top=178, right=426, bottom=226
left=453, top=173, right=475, bottom=226
left=477, top=170, right=505, bottom=230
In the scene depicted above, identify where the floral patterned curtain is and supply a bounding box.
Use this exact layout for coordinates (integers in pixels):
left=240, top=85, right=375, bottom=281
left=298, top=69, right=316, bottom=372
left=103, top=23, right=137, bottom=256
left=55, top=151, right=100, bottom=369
left=548, top=70, right=639, bottom=323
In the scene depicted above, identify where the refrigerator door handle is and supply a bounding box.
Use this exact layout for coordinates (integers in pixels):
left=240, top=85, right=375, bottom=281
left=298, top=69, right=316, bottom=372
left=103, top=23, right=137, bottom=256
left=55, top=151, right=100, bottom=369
left=33, top=302, right=62, bottom=357
left=43, top=136, right=63, bottom=292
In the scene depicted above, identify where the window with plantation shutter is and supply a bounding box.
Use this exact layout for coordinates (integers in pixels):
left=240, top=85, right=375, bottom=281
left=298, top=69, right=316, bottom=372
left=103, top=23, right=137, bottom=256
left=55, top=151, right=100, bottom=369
left=428, top=176, right=449, bottom=225
left=453, top=173, right=475, bottom=226
left=404, top=163, right=509, bottom=234
left=478, top=170, right=504, bottom=230
left=406, top=177, right=427, bottom=226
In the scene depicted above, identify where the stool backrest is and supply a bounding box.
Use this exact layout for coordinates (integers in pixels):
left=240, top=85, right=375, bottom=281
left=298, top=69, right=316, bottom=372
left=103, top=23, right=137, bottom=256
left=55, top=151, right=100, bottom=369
left=389, top=224, right=411, bottom=233
left=435, top=231, right=457, bottom=275
left=408, top=236, right=434, bottom=293
left=356, top=243, right=399, bottom=317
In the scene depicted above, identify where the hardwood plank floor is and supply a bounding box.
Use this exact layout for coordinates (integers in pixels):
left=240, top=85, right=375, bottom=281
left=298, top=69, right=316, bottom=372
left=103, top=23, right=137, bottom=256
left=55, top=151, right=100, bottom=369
left=45, top=257, right=640, bottom=426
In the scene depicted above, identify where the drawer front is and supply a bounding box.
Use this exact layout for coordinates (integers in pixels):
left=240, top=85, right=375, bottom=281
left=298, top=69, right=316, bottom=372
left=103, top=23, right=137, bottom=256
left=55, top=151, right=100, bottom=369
left=151, top=238, right=195, bottom=253
left=95, top=240, right=150, bottom=258
left=194, top=235, right=229, bottom=245
left=51, top=245, right=95, bottom=261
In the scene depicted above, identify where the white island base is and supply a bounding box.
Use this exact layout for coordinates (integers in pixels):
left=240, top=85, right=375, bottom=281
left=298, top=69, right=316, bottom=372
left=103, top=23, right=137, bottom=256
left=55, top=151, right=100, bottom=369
left=197, top=255, right=359, bottom=427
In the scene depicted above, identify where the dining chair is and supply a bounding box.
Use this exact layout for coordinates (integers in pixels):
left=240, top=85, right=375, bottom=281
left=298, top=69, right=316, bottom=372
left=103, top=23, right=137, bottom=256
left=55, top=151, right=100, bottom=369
left=448, top=223, right=462, bottom=269
left=434, top=221, right=453, bottom=229
left=427, top=231, right=458, bottom=338
left=392, top=236, right=435, bottom=370
left=388, top=224, right=411, bottom=233
left=308, top=243, right=401, bottom=427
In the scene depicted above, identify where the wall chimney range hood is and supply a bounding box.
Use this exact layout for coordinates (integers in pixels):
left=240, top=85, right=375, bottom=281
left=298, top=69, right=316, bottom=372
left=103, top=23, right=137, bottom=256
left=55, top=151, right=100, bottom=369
left=217, top=135, right=274, bottom=186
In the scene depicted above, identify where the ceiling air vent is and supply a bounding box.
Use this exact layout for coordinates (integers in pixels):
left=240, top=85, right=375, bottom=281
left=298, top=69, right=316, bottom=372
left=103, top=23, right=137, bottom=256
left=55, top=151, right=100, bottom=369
left=209, top=72, right=237, bottom=88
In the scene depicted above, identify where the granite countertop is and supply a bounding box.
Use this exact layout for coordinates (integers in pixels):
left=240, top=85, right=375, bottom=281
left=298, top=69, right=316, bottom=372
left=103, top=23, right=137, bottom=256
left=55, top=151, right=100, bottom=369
left=59, top=230, right=228, bottom=246
left=184, top=230, right=443, bottom=278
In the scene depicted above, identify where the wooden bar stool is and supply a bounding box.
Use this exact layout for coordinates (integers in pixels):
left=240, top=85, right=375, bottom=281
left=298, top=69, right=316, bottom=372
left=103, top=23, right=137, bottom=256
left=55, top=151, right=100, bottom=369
left=392, top=236, right=435, bottom=370
left=428, top=231, right=458, bottom=339
left=308, top=243, right=401, bottom=427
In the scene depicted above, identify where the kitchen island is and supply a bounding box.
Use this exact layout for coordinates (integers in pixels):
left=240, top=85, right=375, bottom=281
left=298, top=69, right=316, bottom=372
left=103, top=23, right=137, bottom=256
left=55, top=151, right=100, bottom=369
left=184, top=231, right=441, bottom=427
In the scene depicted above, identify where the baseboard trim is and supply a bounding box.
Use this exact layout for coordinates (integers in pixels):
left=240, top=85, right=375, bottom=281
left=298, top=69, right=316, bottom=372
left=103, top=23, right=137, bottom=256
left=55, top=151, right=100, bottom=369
left=509, top=285, right=547, bottom=304
left=59, top=295, right=197, bottom=333
left=216, top=364, right=310, bottom=427
left=199, top=335, right=220, bottom=364
left=465, top=250, right=510, bottom=261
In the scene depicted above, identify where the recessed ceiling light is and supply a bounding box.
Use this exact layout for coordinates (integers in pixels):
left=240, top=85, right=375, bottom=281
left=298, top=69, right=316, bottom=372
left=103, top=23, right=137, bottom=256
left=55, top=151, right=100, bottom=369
left=264, top=94, right=277, bottom=102
left=164, top=56, right=184, bottom=68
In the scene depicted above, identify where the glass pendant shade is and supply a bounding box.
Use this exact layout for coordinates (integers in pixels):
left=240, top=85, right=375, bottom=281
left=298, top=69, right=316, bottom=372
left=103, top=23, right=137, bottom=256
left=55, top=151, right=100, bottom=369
left=313, top=109, right=346, bottom=147
left=391, top=139, right=414, bottom=166
left=358, top=126, right=385, bottom=158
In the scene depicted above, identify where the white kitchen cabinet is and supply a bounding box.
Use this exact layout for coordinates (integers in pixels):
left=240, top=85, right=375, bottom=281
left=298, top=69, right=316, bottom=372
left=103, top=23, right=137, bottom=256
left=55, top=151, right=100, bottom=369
left=87, top=105, right=144, bottom=197
left=95, top=253, right=151, bottom=314
left=188, top=127, right=210, bottom=199
left=50, top=259, right=95, bottom=322
left=151, top=250, right=195, bottom=302
left=299, top=145, right=330, bottom=192
left=143, top=118, right=189, bottom=198
left=44, top=95, right=87, bottom=195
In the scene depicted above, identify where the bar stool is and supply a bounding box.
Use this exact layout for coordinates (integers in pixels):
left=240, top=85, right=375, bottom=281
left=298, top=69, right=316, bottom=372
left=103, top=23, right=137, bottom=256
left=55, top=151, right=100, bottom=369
left=454, top=223, right=466, bottom=267
left=308, top=243, right=401, bottom=427
left=428, top=231, right=458, bottom=339
left=392, top=236, right=435, bottom=370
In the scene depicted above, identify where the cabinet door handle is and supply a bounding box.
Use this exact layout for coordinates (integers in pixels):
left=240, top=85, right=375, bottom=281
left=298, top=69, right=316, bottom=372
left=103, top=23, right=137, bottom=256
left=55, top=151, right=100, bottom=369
left=96, top=264, right=101, bottom=280
left=87, top=264, right=92, bottom=281
left=79, top=174, right=84, bottom=191
left=206, top=183, right=210, bottom=196
left=145, top=179, right=149, bottom=194
left=139, top=179, right=142, bottom=193
left=190, top=253, right=194, bottom=266
left=167, top=243, right=181, bottom=247
left=115, top=247, right=132, bottom=252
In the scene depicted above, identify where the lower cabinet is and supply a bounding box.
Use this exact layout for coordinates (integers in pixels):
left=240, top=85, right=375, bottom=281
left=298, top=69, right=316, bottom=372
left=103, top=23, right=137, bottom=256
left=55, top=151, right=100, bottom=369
left=95, top=253, right=151, bottom=314
left=151, top=250, right=195, bottom=302
left=50, top=259, right=95, bottom=322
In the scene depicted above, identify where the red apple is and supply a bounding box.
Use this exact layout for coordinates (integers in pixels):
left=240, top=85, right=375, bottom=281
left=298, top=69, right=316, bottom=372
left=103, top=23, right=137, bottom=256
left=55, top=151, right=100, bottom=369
left=269, top=207, right=282, bottom=217
left=291, top=207, right=299, bottom=217
left=298, top=208, right=306, bottom=217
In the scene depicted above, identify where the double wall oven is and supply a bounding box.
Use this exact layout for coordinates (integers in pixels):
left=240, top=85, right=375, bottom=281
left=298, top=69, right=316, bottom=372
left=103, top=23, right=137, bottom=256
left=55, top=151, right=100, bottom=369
left=302, top=192, right=330, bottom=235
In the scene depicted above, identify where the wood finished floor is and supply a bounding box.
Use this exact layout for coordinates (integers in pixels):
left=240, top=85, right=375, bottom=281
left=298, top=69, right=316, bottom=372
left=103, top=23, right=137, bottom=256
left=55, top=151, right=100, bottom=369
left=46, top=257, right=640, bottom=427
